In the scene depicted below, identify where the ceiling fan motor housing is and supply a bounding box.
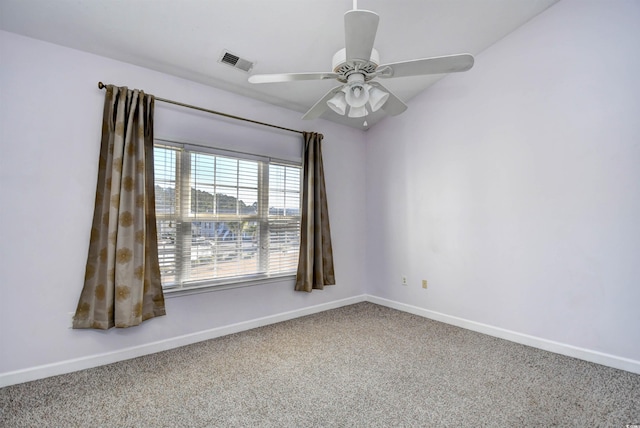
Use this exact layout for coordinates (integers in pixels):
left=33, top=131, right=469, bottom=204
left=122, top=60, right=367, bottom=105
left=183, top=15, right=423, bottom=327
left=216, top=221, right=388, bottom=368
left=332, top=48, right=380, bottom=82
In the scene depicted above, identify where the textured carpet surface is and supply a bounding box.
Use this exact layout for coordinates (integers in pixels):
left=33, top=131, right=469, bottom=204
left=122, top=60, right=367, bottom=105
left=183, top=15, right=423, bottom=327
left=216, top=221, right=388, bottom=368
left=1, top=302, right=639, bottom=427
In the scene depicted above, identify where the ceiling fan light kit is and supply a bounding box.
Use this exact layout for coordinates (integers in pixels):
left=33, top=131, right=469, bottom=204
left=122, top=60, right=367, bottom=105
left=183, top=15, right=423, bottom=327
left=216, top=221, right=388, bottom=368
left=368, top=86, right=389, bottom=112
left=348, top=105, right=368, bottom=118
left=248, top=7, right=474, bottom=123
left=327, top=90, right=348, bottom=115
left=327, top=79, right=389, bottom=118
left=344, top=74, right=369, bottom=107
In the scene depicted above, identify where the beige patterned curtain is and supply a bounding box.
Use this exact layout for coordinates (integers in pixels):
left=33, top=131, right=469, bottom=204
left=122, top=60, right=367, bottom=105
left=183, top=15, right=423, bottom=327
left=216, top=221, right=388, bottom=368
left=73, top=85, right=166, bottom=329
left=295, top=132, right=336, bottom=292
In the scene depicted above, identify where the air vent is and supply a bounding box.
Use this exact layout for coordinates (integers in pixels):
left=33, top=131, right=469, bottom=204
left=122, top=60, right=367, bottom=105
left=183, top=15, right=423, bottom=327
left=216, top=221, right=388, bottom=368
left=219, top=50, right=254, bottom=73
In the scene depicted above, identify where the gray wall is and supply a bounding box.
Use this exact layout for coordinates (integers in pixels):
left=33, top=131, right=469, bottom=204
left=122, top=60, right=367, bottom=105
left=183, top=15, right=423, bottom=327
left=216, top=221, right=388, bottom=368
left=365, top=0, right=640, bottom=362
left=0, top=30, right=367, bottom=380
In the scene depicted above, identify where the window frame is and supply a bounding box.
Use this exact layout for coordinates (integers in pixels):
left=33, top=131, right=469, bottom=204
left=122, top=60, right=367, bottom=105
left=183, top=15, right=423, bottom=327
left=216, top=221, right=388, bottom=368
left=153, top=138, right=302, bottom=295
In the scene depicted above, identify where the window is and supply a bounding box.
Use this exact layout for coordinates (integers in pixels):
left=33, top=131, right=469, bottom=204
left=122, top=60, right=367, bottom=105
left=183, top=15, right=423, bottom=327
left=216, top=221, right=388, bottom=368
left=153, top=142, right=301, bottom=291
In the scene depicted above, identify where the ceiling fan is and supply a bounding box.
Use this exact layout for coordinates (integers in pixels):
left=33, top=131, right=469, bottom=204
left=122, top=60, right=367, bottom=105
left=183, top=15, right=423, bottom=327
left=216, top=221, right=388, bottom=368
left=248, top=2, right=474, bottom=123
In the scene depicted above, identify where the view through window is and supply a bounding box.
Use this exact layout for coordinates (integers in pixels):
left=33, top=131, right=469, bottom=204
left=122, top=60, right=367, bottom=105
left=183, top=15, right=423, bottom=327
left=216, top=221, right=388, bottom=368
left=154, top=143, right=301, bottom=291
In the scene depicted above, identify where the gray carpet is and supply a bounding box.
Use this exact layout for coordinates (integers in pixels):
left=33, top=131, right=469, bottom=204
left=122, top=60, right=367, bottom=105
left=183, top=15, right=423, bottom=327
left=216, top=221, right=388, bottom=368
left=1, top=302, right=639, bottom=427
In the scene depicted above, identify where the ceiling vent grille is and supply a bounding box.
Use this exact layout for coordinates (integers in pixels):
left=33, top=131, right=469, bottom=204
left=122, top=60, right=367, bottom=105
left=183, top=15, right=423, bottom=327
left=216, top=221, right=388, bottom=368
left=219, top=50, right=254, bottom=73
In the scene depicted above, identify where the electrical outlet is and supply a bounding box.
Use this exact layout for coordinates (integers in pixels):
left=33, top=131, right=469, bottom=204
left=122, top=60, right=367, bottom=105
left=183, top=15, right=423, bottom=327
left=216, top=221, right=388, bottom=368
left=422, top=279, right=428, bottom=289
left=402, top=276, right=407, bottom=286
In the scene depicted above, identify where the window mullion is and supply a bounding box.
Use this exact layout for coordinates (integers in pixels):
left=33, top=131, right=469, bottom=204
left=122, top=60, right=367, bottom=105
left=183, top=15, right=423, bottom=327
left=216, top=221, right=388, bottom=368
left=236, top=160, right=240, bottom=216
left=213, top=156, right=217, bottom=215
left=177, top=149, right=192, bottom=286
left=258, top=162, right=269, bottom=273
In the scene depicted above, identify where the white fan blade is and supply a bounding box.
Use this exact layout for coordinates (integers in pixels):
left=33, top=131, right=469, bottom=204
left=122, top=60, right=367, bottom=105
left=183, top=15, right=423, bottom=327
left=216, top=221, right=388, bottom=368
left=249, top=72, right=338, bottom=84
left=344, top=10, right=379, bottom=62
left=302, top=86, right=344, bottom=120
left=369, top=82, right=407, bottom=116
left=378, top=54, right=474, bottom=78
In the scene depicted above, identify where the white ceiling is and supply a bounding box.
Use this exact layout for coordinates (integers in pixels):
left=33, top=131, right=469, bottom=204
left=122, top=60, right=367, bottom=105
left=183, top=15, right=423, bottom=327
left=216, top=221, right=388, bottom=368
left=0, top=0, right=559, bottom=129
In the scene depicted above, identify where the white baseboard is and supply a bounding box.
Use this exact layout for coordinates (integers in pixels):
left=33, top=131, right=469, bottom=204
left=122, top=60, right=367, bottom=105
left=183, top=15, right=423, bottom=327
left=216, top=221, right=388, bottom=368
left=0, top=295, right=367, bottom=388
left=366, top=295, right=640, bottom=375
left=3, top=293, right=637, bottom=387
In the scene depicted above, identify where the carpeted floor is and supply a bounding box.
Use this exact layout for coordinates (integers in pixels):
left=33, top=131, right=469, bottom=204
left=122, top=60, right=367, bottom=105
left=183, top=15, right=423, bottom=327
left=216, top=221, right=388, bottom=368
left=1, top=302, right=639, bottom=427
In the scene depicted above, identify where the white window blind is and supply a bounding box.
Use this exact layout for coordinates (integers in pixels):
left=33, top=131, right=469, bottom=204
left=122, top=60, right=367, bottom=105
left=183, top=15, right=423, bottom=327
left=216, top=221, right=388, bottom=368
left=153, top=142, right=301, bottom=291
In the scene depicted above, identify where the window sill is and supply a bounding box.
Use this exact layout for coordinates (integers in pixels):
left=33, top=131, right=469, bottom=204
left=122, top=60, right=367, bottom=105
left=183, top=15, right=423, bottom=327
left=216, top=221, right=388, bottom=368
left=162, top=274, right=296, bottom=299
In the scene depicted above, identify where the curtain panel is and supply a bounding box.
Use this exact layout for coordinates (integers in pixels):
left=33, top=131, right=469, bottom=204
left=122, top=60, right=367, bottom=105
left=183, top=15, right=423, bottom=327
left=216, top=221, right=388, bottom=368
left=73, top=85, right=166, bottom=329
left=295, top=132, right=336, bottom=292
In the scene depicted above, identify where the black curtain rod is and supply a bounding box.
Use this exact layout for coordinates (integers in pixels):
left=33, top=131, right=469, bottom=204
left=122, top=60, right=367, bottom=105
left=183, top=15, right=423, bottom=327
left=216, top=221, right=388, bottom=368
left=97, top=82, right=305, bottom=135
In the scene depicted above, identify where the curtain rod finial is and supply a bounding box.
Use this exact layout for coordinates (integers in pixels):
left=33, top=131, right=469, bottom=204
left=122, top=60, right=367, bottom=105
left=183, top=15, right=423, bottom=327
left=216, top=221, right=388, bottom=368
left=98, top=82, right=105, bottom=89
